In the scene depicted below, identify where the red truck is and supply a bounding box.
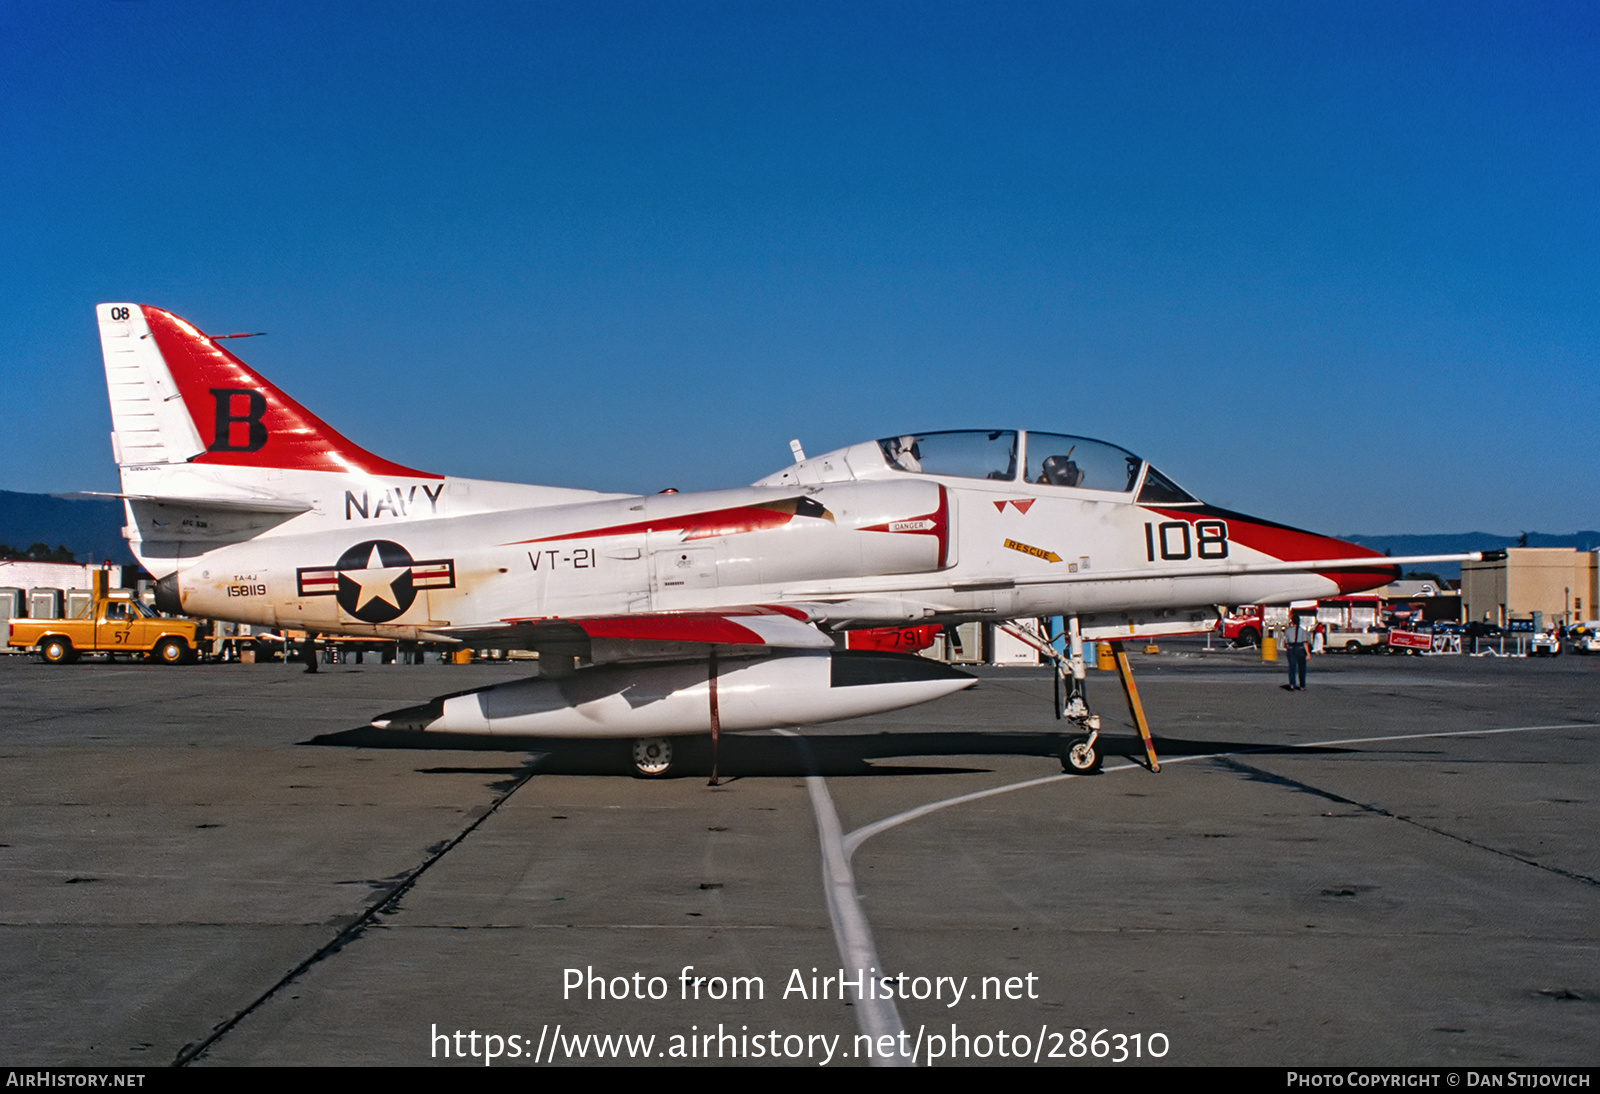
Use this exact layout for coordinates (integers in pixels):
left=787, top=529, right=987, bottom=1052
left=1219, top=596, right=1393, bottom=652
left=1217, top=605, right=1290, bottom=647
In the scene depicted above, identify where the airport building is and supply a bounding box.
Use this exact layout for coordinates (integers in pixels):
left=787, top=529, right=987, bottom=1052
left=1461, top=547, right=1599, bottom=627
left=0, top=559, right=130, bottom=627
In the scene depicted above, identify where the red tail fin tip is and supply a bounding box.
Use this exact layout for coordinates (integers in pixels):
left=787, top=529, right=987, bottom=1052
left=139, top=306, right=438, bottom=479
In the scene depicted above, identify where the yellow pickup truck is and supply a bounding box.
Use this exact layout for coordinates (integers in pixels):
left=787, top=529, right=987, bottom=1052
left=8, top=581, right=209, bottom=665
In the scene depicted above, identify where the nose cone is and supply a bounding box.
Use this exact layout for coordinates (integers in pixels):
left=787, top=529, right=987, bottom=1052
left=829, top=650, right=975, bottom=690
left=154, top=571, right=182, bottom=614
left=1308, top=545, right=1401, bottom=594
left=370, top=696, right=446, bottom=731
left=1235, top=511, right=1400, bottom=593
left=1143, top=503, right=1401, bottom=594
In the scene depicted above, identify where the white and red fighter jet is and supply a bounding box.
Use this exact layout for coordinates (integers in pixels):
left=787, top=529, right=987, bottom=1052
left=92, top=304, right=1474, bottom=775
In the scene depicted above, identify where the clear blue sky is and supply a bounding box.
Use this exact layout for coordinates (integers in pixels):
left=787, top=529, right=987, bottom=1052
left=2, top=1, right=1595, bottom=534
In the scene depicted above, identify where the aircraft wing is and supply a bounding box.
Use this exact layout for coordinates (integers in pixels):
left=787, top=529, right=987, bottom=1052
left=424, top=605, right=836, bottom=662
left=997, top=551, right=1483, bottom=588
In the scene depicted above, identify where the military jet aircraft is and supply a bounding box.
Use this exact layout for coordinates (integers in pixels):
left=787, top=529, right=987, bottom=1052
left=92, top=304, right=1473, bottom=776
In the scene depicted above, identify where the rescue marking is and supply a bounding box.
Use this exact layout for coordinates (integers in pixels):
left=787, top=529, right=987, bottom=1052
left=1003, top=538, right=1062, bottom=563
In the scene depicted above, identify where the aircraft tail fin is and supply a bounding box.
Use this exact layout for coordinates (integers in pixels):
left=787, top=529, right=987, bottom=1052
left=97, top=303, right=438, bottom=479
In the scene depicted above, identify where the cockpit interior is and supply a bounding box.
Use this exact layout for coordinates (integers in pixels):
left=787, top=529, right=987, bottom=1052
left=877, top=430, right=1197, bottom=504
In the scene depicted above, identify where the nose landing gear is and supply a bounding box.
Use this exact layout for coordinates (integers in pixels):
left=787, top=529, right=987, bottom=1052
left=1061, top=733, right=1103, bottom=774
left=1002, top=616, right=1162, bottom=776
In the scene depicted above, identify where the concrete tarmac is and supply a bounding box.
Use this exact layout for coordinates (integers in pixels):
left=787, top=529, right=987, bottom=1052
left=1, top=643, right=1595, bottom=1067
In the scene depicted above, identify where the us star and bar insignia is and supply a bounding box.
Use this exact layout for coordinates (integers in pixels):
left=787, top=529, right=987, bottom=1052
left=296, top=539, right=455, bottom=623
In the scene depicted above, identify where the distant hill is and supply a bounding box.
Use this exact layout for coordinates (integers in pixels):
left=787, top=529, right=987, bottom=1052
left=1339, top=532, right=1600, bottom=578
left=0, top=490, right=136, bottom=568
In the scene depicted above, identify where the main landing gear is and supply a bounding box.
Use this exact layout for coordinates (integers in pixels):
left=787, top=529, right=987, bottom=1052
left=631, top=737, right=674, bottom=778
left=632, top=650, right=719, bottom=782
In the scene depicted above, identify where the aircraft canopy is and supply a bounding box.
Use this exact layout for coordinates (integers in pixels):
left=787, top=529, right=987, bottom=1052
left=876, top=429, right=1197, bottom=503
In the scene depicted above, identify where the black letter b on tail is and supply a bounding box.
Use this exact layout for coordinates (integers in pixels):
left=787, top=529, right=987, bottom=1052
left=209, top=388, right=268, bottom=452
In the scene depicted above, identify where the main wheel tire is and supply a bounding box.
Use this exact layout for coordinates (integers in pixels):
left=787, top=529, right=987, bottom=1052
left=1061, top=736, right=1102, bottom=775
left=631, top=737, right=674, bottom=778
left=154, top=638, right=188, bottom=665
left=39, top=637, right=75, bottom=664
left=1237, top=628, right=1260, bottom=648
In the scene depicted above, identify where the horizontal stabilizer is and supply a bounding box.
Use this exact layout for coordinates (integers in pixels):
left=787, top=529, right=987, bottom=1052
left=72, top=491, right=313, bottom=515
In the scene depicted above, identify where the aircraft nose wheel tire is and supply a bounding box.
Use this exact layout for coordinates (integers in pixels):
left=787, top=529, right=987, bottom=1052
left=631, top=737, right=674, bottom=778
left=1061, top=736, right=1102, bottom=775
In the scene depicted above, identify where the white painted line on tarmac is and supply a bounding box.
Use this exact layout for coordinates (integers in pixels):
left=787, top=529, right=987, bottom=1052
left=776, top=729, right=910, bottom=1067
left=786, top=719, right=1596, bottom=1066
left=845, top=721, right=1600, bottom=856
left=844, top=769, right=1089, bottom=858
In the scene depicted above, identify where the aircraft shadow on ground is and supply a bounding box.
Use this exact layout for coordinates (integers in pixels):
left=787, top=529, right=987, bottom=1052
left=303, top=726, right=1353, bottom=779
